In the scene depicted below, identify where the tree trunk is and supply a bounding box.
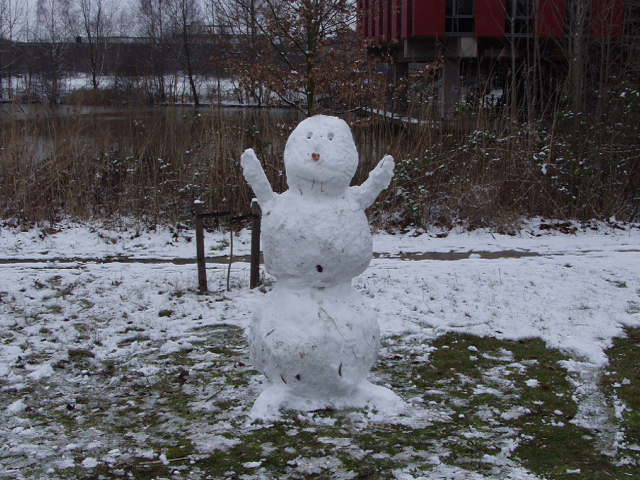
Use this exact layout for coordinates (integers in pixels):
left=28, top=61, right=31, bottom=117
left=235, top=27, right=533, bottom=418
left=0, top=51, right=4, bottom=100
left=90, top=41, right=99, bottom=90
left=569, top=0, right=589, bottom=113
left=182, top=21, right=199, bottom=105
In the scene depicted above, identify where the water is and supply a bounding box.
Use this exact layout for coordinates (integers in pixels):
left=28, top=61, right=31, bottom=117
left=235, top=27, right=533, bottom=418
left=0, top=102, right=299, bottom=122
left=0, top=104, right=302, bottom=162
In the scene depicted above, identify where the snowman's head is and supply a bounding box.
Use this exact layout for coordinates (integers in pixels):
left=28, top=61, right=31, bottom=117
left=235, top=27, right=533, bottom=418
left=284, top=115, right=358, bottom=194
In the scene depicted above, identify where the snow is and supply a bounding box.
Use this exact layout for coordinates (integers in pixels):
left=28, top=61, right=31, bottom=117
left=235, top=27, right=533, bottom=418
left=192, top=435, right=241, bottom=454
left=0, top=220, right=637, bottom=370
left=0, top=217, right=638, bottom=478
left=372, top=218, right=640, bottom=257
left=27, top=362, right=55, bottom=380
left=81, top=457, right=98, bottom=468
left=0, top=218, right=248, bottom=260
left=160, top=339, right=195, bottom=354
left=260, top=191, right=374, bottom=286
left=1, top=73, right=240, bottom=104
left=6, top=399, right=26, bottom=414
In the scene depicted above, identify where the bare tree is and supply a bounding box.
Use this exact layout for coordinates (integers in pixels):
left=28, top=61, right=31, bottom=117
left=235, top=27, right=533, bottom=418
left=167, top=0, right=200, bottom=104
left=35, top=0, right=74, bottom=103
left=200, top=0, right=231, bottom=102
left=490, top=0, right=567, bottom=121
left=567, top=0, right=589, bottom=112
left=137, top=0, right=171, bottom=101
left=113, top=3, right=137, bottom=36
left=215, top=0, right=358, bottom=115
left=0, top=0, right=23, bottom=41
left=254, top=0, right=356, bottom=115
left=0, top=0, right=25, bottom=99
left=212, top=0, right=269, bottom=105
left=77, top=0, right=116, bottom=90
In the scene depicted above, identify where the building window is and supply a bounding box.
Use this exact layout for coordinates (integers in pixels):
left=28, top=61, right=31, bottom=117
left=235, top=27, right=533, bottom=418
left=446, top=0, right=474, bottom=34
left=507, top=0, right=534, bottom=35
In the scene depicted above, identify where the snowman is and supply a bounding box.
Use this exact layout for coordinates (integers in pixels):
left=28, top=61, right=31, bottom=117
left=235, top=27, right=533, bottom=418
left=241, top=115, right=404, bottom=418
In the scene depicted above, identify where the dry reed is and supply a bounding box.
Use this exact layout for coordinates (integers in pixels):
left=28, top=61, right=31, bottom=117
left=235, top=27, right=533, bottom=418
left=1, top=96, right=638, bottom=230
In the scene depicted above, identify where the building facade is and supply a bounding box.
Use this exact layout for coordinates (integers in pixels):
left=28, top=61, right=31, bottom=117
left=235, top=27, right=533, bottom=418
left=358, top=0, right=626, bottom=115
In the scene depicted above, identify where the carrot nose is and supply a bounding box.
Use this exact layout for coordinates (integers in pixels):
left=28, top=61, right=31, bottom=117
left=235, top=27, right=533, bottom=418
left=311, top=152, right=320, bottom=162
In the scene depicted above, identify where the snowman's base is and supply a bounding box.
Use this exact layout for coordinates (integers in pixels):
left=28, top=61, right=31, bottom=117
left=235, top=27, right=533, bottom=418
left=249, top=380, right=406, bottom=421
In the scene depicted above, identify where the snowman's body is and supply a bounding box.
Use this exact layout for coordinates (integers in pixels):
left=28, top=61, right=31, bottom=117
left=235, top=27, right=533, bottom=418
left=261, top=191, right=371, bottom=287
left=241, top=115, right=403, bottom=418
left=248, top=283, right=380, bottom=406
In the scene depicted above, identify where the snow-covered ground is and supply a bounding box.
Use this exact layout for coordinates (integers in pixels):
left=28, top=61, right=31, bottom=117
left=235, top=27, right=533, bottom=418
left=2, top=217, right=637, bottom=261
left=1, top=73, right=270, bottom=106
left=1, top=219, right=639, bottom=479
left=1, top=74, right=237, bottom=98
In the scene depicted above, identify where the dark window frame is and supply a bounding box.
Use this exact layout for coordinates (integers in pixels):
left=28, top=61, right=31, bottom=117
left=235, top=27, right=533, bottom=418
left=506, top=0, right=535, bottom=36
left=446, top=0, right=475, bottom=35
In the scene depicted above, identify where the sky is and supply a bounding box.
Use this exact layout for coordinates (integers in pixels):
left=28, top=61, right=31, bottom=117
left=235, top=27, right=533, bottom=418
left=11, top=0, right=225, bottom=40
left=13, top=0, right=133, bottom=40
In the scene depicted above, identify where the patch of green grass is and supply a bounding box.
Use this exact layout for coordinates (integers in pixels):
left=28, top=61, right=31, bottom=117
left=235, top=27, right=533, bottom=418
left=377, top=333, right=638, bottom=479
left=515, top=424, right=623, bottom=479
left=150, top=373, right=205, bottom=422
left=195, top=425, right=313, bottom=477
left=602, top=327, right=640, bottom=449
left=46, top=304, right=64, bottom=314
left=209, top=239, right=230, bottom=252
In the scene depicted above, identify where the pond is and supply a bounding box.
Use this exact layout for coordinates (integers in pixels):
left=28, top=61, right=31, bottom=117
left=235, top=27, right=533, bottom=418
left=0, top=102, right=300, bottom=123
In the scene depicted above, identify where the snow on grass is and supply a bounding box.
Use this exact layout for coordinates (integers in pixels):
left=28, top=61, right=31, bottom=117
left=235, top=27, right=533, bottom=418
left=363, top=251, right=638, bottom=365
left=0, top=218, right=252, bottom=260
left=372, top=218, right=640, bottom=256
left=2, top=74, right=240, bottom=104
left=0, top=222, right=638, bottom=478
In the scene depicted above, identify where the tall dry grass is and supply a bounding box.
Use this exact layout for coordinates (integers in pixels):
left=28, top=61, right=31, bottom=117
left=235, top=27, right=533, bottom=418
left=1, top=94, right=638, bottom=230
left=0, top=105, right=298, bottom=225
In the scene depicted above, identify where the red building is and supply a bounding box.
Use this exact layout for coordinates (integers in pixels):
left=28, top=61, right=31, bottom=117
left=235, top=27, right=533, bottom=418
left=359, top=0, right=625, bottom=44
left=358, top=0, right=626, bottom=116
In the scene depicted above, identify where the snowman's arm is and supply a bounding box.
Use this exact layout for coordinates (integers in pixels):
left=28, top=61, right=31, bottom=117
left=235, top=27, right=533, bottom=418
left=241, top=148, right=275, bottom=206
left=351, top=155, right=395, bottom=209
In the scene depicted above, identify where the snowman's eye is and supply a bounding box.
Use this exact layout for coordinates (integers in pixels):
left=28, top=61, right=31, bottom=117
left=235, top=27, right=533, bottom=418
left=307, top=132, right=313, bottom=139
left=328, top=132, right=334, bottom=141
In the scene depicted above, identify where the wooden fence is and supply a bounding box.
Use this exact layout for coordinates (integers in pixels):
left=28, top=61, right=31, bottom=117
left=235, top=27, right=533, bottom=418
left=193, top=200, right=261, bottom=293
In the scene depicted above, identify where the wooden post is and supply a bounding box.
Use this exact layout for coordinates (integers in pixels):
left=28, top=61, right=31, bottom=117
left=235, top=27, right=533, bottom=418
left=250, top=199, right=261, bottom=289
left=194, top=206, right=207, bottom=293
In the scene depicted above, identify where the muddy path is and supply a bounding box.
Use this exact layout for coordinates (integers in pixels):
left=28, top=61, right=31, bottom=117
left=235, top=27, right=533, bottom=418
left=0, top=249, right=615, bottom=266
left=1, top=249, right=638, bottom=266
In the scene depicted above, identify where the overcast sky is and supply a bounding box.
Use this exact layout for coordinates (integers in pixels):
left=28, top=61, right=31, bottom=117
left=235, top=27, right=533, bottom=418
left=12, top=0, right=224, bottom=40
left=15, top=0, right=131, bottom=39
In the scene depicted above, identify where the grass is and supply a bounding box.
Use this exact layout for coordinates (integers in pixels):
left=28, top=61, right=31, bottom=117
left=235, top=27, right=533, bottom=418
left=601, top=327, right=640, bottom=455
left=4, top=321, right=638, bottom=479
